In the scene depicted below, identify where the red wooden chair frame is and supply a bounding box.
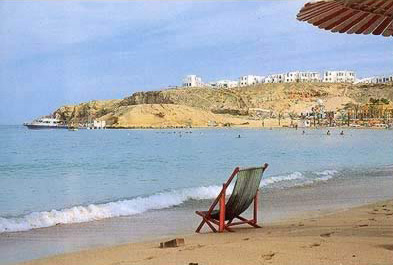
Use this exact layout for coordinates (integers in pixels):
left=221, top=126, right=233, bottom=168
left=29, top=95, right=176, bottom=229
left=195, top=164, right=268, bottom=233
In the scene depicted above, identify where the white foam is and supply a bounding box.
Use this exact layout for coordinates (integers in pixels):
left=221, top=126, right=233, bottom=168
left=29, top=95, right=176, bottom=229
left=314, top=170, right=338, bottom=181
left=315, top=170, right=338, bottom=176
left=260, top=171, right=304, bottom=187
left=0, top=185, right=224, bottom=233
left=0, top=169, right=339, bottom=234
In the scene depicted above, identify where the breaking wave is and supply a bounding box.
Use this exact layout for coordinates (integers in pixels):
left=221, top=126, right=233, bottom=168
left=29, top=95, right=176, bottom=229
left=0, top=169, right=338, bottom=233
left=314, top=170, right=338, bottom=181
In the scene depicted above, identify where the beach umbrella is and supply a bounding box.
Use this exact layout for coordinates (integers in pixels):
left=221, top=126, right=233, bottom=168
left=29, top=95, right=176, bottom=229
left=297, top=0, right=393, bottom=37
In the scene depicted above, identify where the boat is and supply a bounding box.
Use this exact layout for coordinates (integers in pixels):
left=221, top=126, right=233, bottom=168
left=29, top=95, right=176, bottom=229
left=23, top=117, right=68, bottom=130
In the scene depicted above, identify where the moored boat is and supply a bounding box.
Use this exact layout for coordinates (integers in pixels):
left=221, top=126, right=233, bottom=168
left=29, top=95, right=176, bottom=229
left=23, top=117, right=68, bottom=129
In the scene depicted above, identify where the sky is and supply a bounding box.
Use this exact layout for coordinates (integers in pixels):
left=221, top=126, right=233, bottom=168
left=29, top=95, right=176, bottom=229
left=0, top=0, right=392, bottom=124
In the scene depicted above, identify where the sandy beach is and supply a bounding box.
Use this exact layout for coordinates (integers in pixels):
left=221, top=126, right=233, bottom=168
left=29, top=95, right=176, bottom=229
left=17, top=199, right=393, bottom=265
left=2, top=1, right=393, bottom=265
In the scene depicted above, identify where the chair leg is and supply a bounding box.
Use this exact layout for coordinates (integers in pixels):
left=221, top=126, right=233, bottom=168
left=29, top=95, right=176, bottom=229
left=253, top=189, right=259, bottom=224
left=249, top=222, right=262, bottom=229
left=224, top=225, right=234, bottom=232
left=196, top=217, right=218, bottom=233
left=219, top=183, right=226, bottom=233
left=237, top=215, right=261, bottom=228
left=205, top=218, right=217, bottom=233
left=195, top=220, right=206, bottom=233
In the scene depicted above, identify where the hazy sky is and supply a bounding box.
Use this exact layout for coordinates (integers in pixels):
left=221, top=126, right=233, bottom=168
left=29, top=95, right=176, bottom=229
left=0, top=1, right=392, bottom=124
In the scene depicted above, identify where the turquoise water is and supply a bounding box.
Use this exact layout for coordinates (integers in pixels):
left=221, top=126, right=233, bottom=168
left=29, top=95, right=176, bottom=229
left=0, top=125, right=392, bottom=233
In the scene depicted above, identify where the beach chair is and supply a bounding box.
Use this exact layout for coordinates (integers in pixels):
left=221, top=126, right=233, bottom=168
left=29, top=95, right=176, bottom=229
left=195, top=163, right=268, bottom=233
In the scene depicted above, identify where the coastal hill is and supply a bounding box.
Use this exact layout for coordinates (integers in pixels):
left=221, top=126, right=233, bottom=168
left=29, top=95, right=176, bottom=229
left=53, top=83, right=393, bottom=128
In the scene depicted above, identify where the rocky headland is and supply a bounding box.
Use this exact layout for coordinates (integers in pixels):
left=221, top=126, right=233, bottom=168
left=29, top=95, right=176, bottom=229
left=52, top=83, right=393, bottom=128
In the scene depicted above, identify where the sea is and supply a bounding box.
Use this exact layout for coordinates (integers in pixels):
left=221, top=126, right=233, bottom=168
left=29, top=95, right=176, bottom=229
left=0, top=125, right=393, bottom=264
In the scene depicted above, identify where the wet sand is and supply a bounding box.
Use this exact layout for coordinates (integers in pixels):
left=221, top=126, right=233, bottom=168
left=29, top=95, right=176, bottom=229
left=17, top=199, right=393, bottom=265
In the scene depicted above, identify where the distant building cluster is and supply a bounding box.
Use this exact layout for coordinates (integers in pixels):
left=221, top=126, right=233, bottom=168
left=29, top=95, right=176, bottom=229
left=181, top=70, right=371, bottom=88
left=355, top=74, right=393, bottom=84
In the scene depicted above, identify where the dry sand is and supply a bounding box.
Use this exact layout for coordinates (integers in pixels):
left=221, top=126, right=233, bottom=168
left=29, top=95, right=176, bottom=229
left=103, top=104, right=292, bottom=129
left=19, top=200, right=393, bottom=265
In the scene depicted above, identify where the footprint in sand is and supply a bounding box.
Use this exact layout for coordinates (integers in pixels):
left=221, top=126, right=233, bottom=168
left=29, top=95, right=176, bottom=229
left=320, top=232, right=334, bottom=238
left=309, top=243, right=321, bottom=248
left=181, top=244, right=205, bottom=251
left=144, top=256, right=155, bottom=261
left=111, top=262, right=128, bottom=265
left=261, top=251, right=276, bottom=261
left=379, top=244, right=393, bottom=251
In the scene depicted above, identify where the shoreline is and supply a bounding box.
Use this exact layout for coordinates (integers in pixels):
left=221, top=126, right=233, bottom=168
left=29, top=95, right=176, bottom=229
left=105, top=126, right=390, bottom=130
left=3, top=124, right=391, bottom=130
left=16, top=199, right=393, bottom=265
left=23, top=125, right=392, bottom=130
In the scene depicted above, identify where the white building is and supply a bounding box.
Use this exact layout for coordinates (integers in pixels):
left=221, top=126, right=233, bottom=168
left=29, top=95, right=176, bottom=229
left=284, top=71, right=321, bottom=83
left=301, top=72, right=321, bottom=83
left=355, top=77, right=378, bottom=84
left=93, top=120, right=106, bottom=129
left=376, top=76, right=392, bottom=83
left=374, top=74, right=393, bottom=83
left=284, top=72, right=299, bottom=83
left=214, top=80, right=239, bottom=88
left=265, top=74, right=285, bottom=83
left=239, top=75, right=265, bottom=86
left=323, top=71, right=356, bottom=83
left=356, top=75, right=393, bottom=84
left=182, top=75, right=203, bottom=87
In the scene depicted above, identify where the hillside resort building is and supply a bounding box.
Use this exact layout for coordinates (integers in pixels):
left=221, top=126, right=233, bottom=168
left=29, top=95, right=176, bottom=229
left=239, top=75, right=265, bottom=87
left=182, top=75, right=203, bottom=88
left=284, top=71, right=321, bottom=83
left=180, top=70, right=391, bottom=88
left=323, top=71, right=356, bottom=83
left=356, top=75, right=393, bottom=84
left=211, top=80, right=239, bottom=88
